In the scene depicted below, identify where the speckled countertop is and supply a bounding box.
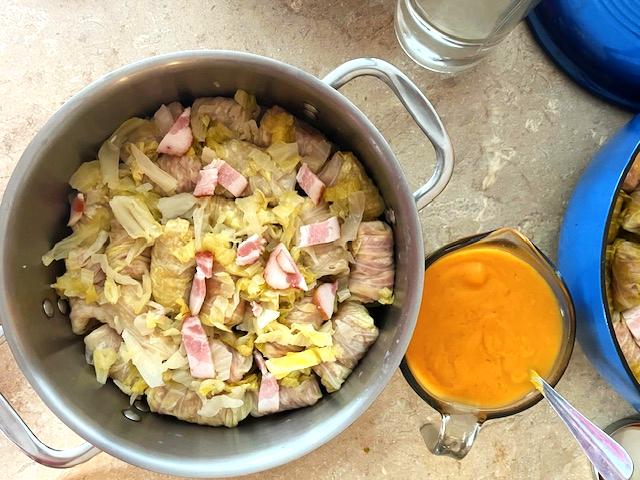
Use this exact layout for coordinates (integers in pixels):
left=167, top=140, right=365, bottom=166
left=0, top=1, right=636, bottom=479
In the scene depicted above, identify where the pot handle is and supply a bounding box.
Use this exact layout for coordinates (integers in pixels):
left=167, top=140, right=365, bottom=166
left=0, top=326, right=101, bottom=468
left=322, top=58, right=454, bottom=211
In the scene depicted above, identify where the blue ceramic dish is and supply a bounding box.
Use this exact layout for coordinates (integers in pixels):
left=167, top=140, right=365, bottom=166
left=559, top=115, right=640, bottom=409
left=528, top=0, right=640, bottom=112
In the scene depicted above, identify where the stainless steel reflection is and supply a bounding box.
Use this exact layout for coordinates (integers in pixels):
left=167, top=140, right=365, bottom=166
left=0, top=51, right=453, bottom=477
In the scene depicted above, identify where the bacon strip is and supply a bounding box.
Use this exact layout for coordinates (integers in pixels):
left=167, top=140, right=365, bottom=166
left=189, top=267, right=207, bottom=315
left=296, top=163, right=326, bottom=205
left=195, top=251, right=214, bottom=278
left=298, top=216, right=341, bottom=247
left=67, top=192, right=85, bottom=227
left=215, top=160, right=248, bottom=197
left=193, top=164, right=219, bottom=197
left=254, top=351, right=280, bottom=414
left=181, top=315, right=215, bottom=379
left=236, top=234, right=266, bottom=266
left=157, top=107, right=193, bottom=156
left=264, top=243, right=308, bottom=291
left=193, top=160, right=248, bottom=198
left=313, top=282, right=337, bottom=320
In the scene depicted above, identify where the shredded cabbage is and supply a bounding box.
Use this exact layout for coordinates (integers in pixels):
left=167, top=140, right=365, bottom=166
left=69, top=160, right=103, bottom=193
left=260, top=108, right=295, bottom=144
left=93, top=348, right=118, bottom=384
left=158, top=193, right=197, bottom=223
left=267, top=142, right=300, bottom=172
left=52, top=268, right=98, bottom=303
left=129, top=145, right=178, bottom=194
left=110, top=195, right=163, bottom=243
left=256, top=322, right=332, bottom=348
left=98, top=118, right=151, bottom=188
left=121, top=329, right=171, bottom=388
left=323, top=152, right=385, bottom=220
left=265, top=347, right=336, bottom=379
left=42, top=206, right=111, bottom=266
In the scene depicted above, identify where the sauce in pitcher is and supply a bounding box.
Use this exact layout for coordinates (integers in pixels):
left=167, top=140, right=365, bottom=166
left=406, top=245, right=564, bottom=408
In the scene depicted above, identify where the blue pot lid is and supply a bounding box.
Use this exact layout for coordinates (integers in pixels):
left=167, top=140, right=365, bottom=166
left=527, top=0, right=640, bottom=112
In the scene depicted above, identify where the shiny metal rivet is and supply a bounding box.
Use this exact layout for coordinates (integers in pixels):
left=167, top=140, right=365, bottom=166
left=42, top=299, right=54, bottom=318
left=122, top=409, right=141, bottom=422
left=133, top=399, right=150, bottom=412
left=57, top=298, right=69, bottom=315
left=303, top=103, right=318, bottom=120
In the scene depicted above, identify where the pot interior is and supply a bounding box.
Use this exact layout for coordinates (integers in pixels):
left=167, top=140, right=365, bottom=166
left=0, top=52, right=423, bottom=477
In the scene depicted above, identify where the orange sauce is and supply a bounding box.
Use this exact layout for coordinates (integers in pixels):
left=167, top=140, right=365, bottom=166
left=406, top=245, right=563, bottom=408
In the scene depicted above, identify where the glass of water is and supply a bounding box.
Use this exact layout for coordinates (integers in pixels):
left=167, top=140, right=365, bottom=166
left=395, top=0, right=540, bottom=73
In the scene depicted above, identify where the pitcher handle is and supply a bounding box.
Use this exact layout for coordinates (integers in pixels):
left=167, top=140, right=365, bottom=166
left=0, top=325, right=101, bottom=468
left=322, top=57, right=454, bottom=211
left=421, top=412, right=483, bottom=460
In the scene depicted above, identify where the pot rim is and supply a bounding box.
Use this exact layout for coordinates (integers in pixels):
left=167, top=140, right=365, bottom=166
left=0, top=50, right=424, bottom=477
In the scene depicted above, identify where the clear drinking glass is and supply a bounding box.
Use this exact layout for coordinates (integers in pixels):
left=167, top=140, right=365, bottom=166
left=395, top=0, right=541, bottom=73
left=401, top=228, right=576, bottom=459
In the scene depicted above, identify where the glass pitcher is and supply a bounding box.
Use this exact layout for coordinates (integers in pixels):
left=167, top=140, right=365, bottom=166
left=395, top=0, right=541, bottom=73
left=401, top=228, right=576, bottom=459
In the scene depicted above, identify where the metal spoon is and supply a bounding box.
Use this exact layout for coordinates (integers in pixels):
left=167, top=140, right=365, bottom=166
left=530, top=371, right=633, bottom=480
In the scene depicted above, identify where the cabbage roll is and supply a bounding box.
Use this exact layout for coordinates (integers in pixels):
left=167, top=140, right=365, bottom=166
left=323, top=152, right=385, bottom=220
left=191, top=96, right=259, bottom=143
left=612, top=239, right=640, bottom=310
left=157, top=154, right=201, bottom=193
left=150, top=218, right=195, bottom=308
left=613, top=312, right=640, bottom=381
left=69, top=297, right=135, bottom=334
left=623, top=152, right=640, bottom=192
left=313, top=302, right=379, bottom=392
left=349, top=221, right=395, bottom=304
left=608, top=195, right=625, bottom=244
left=147, top=382, right=255, bottom=427
left=294, top=120, right=332, bottom=173
left=621, top=191, right=640, bottom=235
left=278, top=374, right=322, bottom=411
left=281, top=296, right=324, bottom=329
left=84, top=324, right=122, bottom=384
left=209, top=338, right=253, bottom=382
left=106, top=219, right=150, bottom=280
left=302, top=243, right=351, bottom=279
left=250, top=373, right=322, bottom=416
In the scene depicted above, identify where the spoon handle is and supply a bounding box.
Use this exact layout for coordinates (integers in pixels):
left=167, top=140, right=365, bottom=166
left=532, top=373, right=633, bottom=480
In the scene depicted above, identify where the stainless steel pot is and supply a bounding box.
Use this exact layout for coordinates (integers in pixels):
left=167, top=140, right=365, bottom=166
left=0, top=51, right=453, bottom=477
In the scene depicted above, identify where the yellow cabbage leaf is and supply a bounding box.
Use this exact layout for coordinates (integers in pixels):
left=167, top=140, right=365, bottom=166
left=265, top=347, right=336, bottom=379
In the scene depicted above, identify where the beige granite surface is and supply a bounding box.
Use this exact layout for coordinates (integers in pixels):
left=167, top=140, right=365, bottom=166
left=0, top=0, right=637, bottom=479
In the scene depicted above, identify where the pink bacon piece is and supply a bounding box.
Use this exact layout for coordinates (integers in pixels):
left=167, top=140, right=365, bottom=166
left=313, top=281, right=337, bottom=320
left=195, top=251, right=214, bottom=278
left=296, top=163, right=325, bottom=205
left=236, top=234, right=266, bottom=266
left=181, top=315, right=215, bottom=379
left=298, top=216, right=341, bottom=248
left=215, top=160, right=248, bottom=197
left=67, top=192, right=85, bottom=227
left=189, top=267, right=207, bottom=315
left=193, top=163, right=219, bottom=197
left=193, top=160, right=248, bottom=198
left=157, top=107, right=193, bottom=156
left=263, top=243, right=308, bottom=291
left=254, top=351, right=280, bottom=414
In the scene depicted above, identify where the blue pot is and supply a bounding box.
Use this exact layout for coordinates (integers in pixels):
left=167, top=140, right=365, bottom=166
left=559, top=115, right=640, bottom=409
